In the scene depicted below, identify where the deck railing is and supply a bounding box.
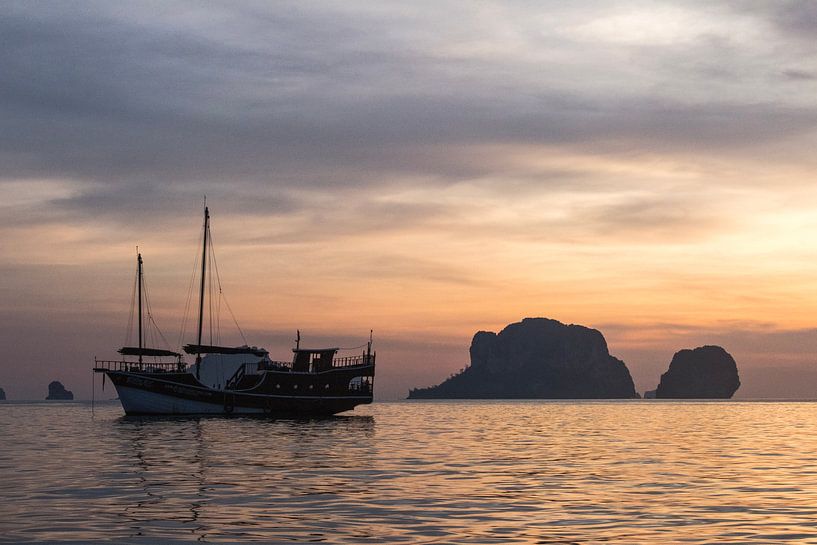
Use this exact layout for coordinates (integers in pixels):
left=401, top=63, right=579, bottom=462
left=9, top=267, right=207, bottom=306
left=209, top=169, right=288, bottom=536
left=332, top=354, right=375, bottom=368
left=93, top=359, right=186, bottom=373
left=258, top=360, right=294, bottom=371
left=94, top=354, right=373, bottom=375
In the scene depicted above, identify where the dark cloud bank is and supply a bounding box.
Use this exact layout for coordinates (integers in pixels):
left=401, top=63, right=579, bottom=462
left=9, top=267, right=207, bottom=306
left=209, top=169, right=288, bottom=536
left=3, top=1, right=817, bottom=398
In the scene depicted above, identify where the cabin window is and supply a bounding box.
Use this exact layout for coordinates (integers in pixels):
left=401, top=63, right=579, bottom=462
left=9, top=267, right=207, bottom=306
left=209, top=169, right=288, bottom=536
left=348, top=376, right=370, bottom=392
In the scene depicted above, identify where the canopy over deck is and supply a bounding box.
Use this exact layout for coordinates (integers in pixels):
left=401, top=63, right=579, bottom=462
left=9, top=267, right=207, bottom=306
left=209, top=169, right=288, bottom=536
left=183, top=344, right=268, bottom=357
left=119, top=347, right=181, bottom=358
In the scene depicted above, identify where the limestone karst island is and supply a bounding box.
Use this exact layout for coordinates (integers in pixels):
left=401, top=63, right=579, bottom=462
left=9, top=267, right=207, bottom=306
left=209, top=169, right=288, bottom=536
left=45, top=381, right=74, bottom=401
left=652, top=346, right=740, bottom=399
left=409, top=318, right=740, bottom=400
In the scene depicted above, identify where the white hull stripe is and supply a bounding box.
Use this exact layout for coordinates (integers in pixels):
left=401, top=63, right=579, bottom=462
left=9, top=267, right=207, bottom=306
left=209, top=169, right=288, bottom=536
left=115, top=385, right=265, bottom=415
left=107, top=371, right=372, bottom=399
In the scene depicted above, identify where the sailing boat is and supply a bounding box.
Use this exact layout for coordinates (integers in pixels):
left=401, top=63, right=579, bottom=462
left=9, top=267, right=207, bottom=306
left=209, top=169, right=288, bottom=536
left=93, top=206, right=376, bottom=415
left=116, top=252, right=184, bottom=365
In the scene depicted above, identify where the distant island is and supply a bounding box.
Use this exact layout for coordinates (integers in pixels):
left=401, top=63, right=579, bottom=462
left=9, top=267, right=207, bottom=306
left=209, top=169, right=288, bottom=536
left=654, top=346, right=740, bottom=399
left=45, top=381, right=73, bottom=400
left=0, top=387, right=5, bottom=401
left=409, top=317, right=638, bottom=399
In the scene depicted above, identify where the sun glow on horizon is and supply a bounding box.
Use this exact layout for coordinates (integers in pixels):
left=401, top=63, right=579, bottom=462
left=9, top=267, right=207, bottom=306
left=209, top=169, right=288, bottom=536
left=3, top=1, right=817, bottom=399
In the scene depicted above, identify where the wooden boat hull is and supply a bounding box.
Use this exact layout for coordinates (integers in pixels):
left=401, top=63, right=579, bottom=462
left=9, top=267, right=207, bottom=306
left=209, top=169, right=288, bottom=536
left=103, top=369, right=373, bottom=416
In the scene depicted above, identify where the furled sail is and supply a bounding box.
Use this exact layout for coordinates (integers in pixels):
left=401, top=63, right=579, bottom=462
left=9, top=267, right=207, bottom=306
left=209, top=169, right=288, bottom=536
left=183, top=344, right=268, bottom=357
left=118, top=347, right=181, bottom=358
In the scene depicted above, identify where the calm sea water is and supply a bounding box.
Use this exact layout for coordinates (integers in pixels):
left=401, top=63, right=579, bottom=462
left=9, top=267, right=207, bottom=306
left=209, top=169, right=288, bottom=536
left=1, top=400, right=817, bottom=544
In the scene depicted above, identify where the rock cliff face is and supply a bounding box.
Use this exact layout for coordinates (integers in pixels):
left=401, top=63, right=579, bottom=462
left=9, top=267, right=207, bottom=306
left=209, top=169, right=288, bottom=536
left=409, top=318, right=638, bottom=399
left=0, top=387, right=5, bottom=401
left=45, top=381, right=74, bottom=400
left=655, top=346, right=740, bottom=399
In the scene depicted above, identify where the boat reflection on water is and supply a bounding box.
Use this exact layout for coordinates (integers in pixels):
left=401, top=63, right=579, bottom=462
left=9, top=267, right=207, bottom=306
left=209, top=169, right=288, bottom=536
left=112, top=413, right=376, bottom=542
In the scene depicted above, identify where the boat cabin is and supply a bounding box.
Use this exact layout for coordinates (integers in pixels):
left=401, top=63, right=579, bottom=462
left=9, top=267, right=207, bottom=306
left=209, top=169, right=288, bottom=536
left=292, top=348, right=339, bottom=373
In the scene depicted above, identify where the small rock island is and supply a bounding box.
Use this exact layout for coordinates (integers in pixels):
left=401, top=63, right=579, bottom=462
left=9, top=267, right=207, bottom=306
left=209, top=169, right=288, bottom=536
left=0, top=387, right=5, bottom=401
left=409, top=317, right=638, bottom=399
left=45, top=381, right=74, bottom=401
left=655, top=346, right=740, bottom=399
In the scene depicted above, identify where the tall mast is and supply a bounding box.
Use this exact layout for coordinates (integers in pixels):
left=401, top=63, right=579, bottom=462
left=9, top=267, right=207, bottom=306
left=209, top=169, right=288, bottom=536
left=195, top=206, right=209, bottom=379
left=138, top=252, right=143, bottom=367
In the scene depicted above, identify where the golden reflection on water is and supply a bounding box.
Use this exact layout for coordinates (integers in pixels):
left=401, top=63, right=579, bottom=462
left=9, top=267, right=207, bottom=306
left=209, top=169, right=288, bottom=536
left=2, top=400, right=817, bottom=543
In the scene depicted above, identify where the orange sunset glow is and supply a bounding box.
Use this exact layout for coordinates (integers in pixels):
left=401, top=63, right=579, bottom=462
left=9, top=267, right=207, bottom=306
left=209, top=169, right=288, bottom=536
left=3, top=1, right=817, bottom=400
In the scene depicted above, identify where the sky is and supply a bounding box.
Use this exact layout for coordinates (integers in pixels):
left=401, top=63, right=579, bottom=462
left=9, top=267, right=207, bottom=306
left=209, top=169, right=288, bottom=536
left=2, top=0, right=817, bottom=400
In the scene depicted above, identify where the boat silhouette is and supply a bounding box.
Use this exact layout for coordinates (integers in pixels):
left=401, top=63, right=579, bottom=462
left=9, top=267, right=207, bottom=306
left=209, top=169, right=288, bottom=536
left=93, top=206, right=375, bottom=415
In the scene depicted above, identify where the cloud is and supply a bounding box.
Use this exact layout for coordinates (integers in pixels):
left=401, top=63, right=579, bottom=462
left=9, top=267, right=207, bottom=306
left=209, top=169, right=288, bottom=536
left=755, top=1, right=817, bottom=42
left=3, top=0, right=817, bottom=203
left=782, top=69, right=817, bottom=81
left=3, top=1, right=817, bottom=399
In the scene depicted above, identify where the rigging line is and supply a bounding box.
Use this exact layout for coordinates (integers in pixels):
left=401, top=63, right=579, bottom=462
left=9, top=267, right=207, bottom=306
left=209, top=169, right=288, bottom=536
left=142, top=267, right=151, bottom=347
left=187, top=226, right=204, bottom=346
left=150, top=316, right=173, bottom=351
left=220, top=295, right=248, bottom=346
left=209, top=235, right=249, bottom=346
left=210, top=232, right=221, bottom=345
left=178, top=243, right=198, bottom=347
left=142, top=273, right=173, bottom=352
left=143, top=272, right=151, bottom=345
left=208, top=223, right=214, bottom=346
left=177, top=227, right=203, bottom=348
left=216, top=289, right=222, bottom=346
left=142, top=272, right=155, bottom=347
left=210, top=229, right=223, bottom=293
left=212, top=241, right=222, bottom=345
left=124, top=260, right=138, bottom=347
left=338, top=343, right=369, bottom=351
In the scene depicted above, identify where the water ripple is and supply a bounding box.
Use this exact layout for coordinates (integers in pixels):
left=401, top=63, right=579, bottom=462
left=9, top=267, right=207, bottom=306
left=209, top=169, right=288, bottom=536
left=2, top=400, right=817, bottom=543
